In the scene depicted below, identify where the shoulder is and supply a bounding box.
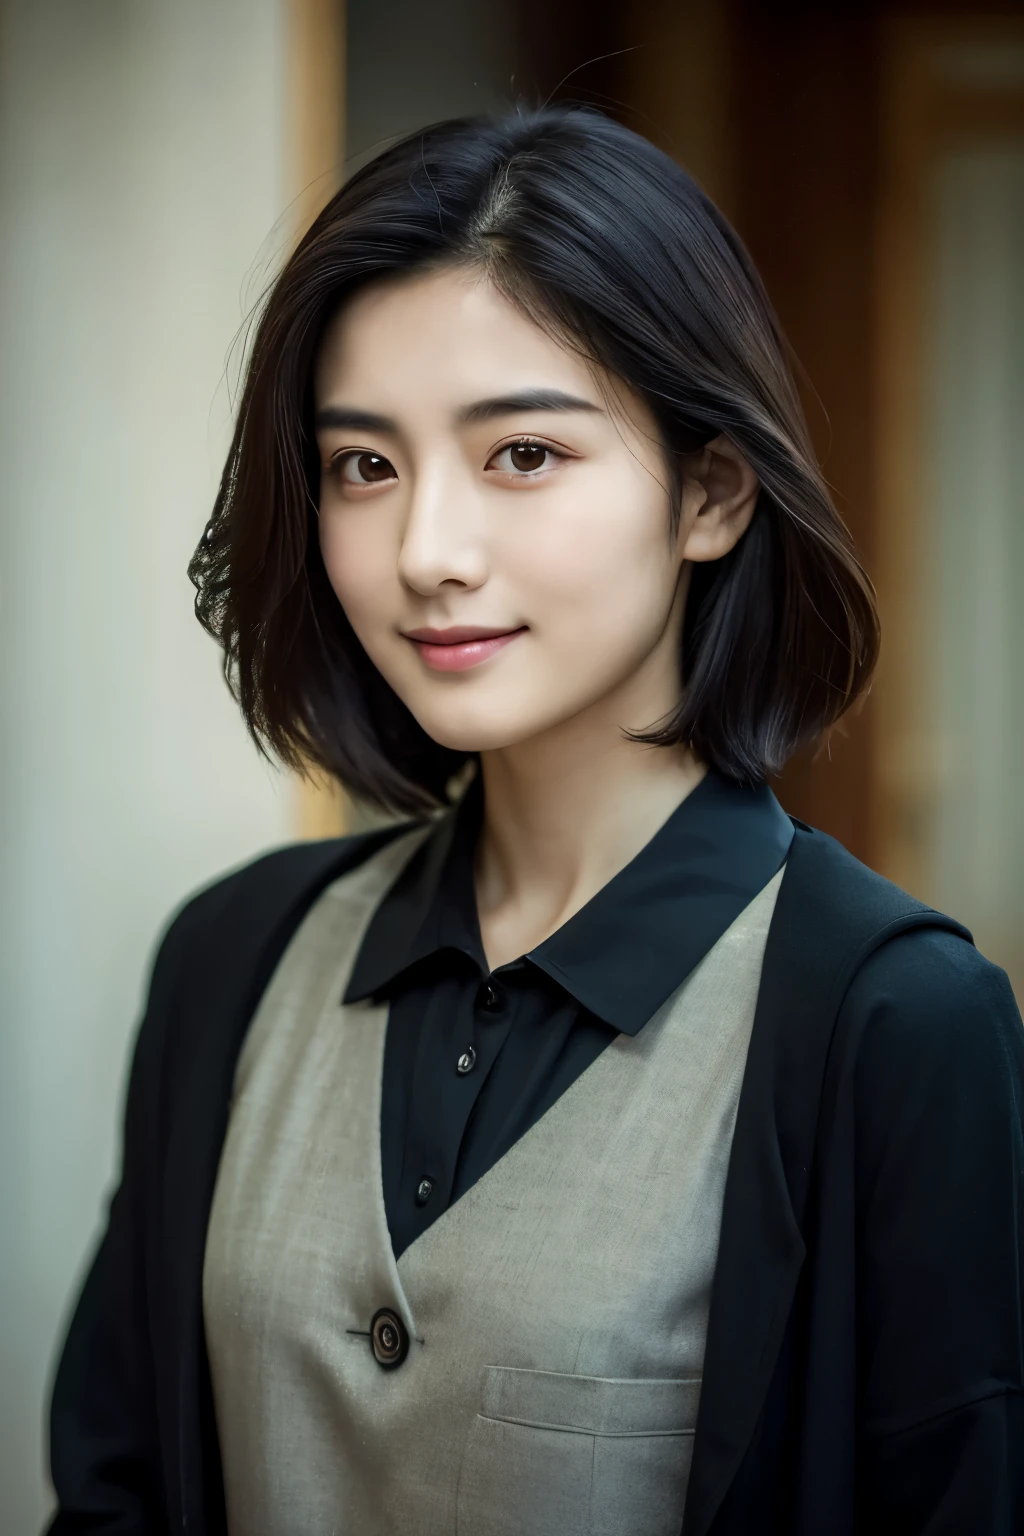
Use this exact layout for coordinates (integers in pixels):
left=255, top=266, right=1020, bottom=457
left=764, top=822, right=1022, bottom=1132
left=122, top=820, right=427, bottom=1137
left=845, top=923, right=1018, bottom=1036
left=842, top=925, right=1023, bottom=1110
left=780, top=819, right=1021, bottom=1073
left=779, top=820, right=966, bottom=944
left=145, top=820, right=423, bottom=1013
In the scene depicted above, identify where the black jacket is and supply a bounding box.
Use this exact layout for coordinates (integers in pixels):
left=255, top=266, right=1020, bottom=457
left=45, top=819, right=1024, bottom=1535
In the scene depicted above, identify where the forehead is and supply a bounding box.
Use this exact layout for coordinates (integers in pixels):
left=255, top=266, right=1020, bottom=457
left=313, top=265, right=602, bottom=406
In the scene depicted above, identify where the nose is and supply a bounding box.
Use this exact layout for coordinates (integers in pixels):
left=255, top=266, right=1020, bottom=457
left=396, top=454, right=489, bottom=596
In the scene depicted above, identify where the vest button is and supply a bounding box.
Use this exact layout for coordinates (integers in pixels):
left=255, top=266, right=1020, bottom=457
left=415, top=1177, right=434, bottom=1205
left=456, top=1046, right=477, bottom=1075
left=370, top=1307, right=409, bottom=1369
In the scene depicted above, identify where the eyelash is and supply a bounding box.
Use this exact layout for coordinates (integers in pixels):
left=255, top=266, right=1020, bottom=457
left=326, top=436, right=567, bottom=488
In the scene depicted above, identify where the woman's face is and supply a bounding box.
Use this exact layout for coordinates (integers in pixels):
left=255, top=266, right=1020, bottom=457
left=313, top=265, right=703, bottom=758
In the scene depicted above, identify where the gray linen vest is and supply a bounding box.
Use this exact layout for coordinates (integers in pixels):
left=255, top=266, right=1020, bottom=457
left=203, top=824, right=784, bottom=1536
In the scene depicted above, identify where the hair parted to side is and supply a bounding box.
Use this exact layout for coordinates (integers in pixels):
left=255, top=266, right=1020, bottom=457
left=188, top=103, right=879, bottom=818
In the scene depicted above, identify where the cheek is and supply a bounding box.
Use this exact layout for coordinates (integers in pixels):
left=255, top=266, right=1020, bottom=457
left=318, top=514, right=395, bottom=630
left=509, top=475, right=676, bottom=646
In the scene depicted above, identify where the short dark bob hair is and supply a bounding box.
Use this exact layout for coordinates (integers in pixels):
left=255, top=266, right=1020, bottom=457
left=189, top=103, right=878, bottom=817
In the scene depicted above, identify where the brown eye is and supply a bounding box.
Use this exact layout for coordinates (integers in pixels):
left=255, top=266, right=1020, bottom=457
left=336, top=451, right=396, bottom=485
left=490, top=440, right=563, bottom=476
left=509, top=442, right=547, bottom=472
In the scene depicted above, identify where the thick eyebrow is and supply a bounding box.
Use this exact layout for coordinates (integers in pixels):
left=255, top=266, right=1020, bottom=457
left=458, top=388, right=604, bottom=424
left=313, top=388, right=604, bottom=435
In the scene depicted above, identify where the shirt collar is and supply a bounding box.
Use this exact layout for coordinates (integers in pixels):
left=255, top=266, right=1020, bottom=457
left=344, top=767, right=794, bottom=1034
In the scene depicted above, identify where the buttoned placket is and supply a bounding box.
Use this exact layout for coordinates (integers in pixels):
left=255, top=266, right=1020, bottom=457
left=398, top=960, right=522, bottom=1248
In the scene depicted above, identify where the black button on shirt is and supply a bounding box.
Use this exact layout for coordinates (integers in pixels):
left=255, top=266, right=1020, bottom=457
left=343, top=768, right=794, bottom=1259
left=477, top=980, right=503, bottom=1012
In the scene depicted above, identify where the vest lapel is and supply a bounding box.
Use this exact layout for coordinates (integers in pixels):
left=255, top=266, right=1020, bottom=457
left=682, top=825, right=972, bottom=1536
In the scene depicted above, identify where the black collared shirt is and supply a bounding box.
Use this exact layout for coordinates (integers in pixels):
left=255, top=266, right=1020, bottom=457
left=344, top=768, right=794, bottom=1259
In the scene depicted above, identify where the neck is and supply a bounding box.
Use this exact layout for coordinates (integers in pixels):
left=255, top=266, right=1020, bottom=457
left=472, top=715, right=706, bottom=961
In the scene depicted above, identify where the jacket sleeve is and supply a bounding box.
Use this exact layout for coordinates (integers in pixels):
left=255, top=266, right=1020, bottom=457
left=847, top=927, right=1024, bottom=1534
left=44, top=891, right=208, bottom=1535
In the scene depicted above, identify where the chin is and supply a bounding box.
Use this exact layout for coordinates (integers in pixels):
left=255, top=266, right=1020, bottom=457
left=417, top=721, right=518, bottom=755
left=410, top=704, right=536, bottom=756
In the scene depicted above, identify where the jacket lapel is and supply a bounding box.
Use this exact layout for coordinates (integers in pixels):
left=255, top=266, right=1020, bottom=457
left=682, top=824, right=970, bottom=1536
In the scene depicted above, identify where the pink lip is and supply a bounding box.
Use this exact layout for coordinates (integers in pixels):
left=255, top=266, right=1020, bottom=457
left=406, top=626, right=527, bottom=672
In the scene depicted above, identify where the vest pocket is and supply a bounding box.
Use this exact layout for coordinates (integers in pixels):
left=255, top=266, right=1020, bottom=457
left=456, top=1366, right=700, bottom=1536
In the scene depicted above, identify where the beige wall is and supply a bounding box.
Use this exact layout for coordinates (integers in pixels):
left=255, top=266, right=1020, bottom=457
left=0, top=2, right=298, bottom=1524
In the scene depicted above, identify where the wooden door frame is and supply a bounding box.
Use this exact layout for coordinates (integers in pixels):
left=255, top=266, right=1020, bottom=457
left=873, top=14, right=1024, bottom=895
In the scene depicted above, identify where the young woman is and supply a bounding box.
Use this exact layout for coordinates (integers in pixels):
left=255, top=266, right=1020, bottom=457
left=47, top=105, right=1024, bottom=1536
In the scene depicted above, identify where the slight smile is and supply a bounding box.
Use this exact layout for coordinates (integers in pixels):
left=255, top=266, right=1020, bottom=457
left=403, top=625, right=528, bottom=673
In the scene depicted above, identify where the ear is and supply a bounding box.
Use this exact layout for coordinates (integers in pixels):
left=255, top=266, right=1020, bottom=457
left=677, top=434, right=760, bottom=563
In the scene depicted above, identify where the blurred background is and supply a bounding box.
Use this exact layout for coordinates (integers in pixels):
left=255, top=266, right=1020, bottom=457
left=1, top=0, right=1022, bottom=1526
